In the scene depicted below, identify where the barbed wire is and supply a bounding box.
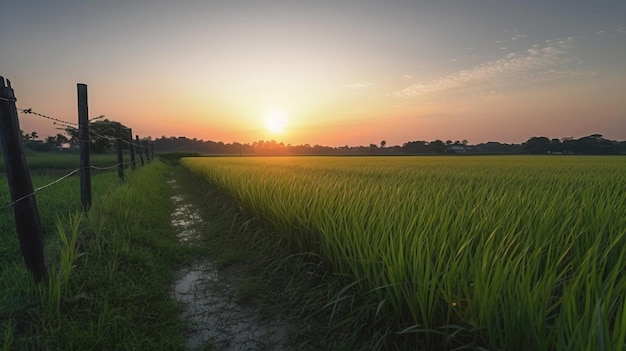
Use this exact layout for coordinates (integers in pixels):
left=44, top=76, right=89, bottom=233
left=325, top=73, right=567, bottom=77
left=18, top=107, right=106, bottom=130
left=0, top=102, right=152, bottom=211
left=0, top=158, right=145, bottom=210
left=0, top=168, right=79, bottom=210
left=18, top=108, right=78, bottom=126
left=86, top=129, right=140, bottom=147
left=16, top=106, right=144, bottom=148
left=89, top=159, right=136, bottom=171
left=89, top=115, right=106, bottom=122
left=121, top=138, right=136, bottom=147
left=53, top=121, right=77, bottom=130
left=88, top=129, right=118, bottom=141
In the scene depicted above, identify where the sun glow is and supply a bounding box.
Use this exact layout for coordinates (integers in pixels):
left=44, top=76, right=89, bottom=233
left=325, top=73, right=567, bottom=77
left=265, top=110, right=287, bottom=134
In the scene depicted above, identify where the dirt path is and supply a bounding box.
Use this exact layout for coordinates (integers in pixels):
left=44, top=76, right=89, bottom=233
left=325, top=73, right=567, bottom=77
left=167, top=178, right=292, bottom=351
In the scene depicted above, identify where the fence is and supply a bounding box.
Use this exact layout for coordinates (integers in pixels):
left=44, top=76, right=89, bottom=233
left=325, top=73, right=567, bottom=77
left=0, top=76, right=154, bottom=282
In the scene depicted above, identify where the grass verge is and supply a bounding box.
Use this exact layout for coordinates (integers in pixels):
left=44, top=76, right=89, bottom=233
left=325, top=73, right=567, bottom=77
left=2, top=160, right=199, bottom=350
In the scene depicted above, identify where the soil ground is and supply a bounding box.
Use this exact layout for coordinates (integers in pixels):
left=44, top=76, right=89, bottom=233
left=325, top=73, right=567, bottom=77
left=168, top=177, right=294, bottom=351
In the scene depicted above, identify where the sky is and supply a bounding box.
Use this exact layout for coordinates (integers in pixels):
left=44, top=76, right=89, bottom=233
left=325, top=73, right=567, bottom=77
left=1, top=1, right=625, bottom=147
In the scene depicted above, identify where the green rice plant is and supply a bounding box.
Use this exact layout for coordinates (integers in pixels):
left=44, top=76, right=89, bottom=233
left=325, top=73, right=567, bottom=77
left=37, top=213, right=83, bottom=316
left=1, top=318, right=13, bottom=351
left=182, top=155, right=626, bottom=350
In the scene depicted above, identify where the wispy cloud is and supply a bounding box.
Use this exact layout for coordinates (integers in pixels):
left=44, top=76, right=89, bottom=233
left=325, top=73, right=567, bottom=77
left=395, top=37, right=584, bottom=100
left=596, top=26, right=626, bottom=38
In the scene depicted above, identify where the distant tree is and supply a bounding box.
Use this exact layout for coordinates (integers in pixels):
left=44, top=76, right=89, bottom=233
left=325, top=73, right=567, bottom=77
left=56, top=133, right=69, bottom=145
left=65, top=119, right=130, bottom=153
left=45, top=135, right=57, bottom=146
left=473, top=141, right=522, bottom=154
left=21, top=130, right=32, bottom=142
left=402, top=140, right=429, bottom=153
left=428, top=140, right=447, bottom=153
left=550, top=138, right=562, bottom=153
left=576, top=134, right=619, bottom=154
left=523, top=136, right=551, bottom=154
left=380, top=140, right=386, bottom=148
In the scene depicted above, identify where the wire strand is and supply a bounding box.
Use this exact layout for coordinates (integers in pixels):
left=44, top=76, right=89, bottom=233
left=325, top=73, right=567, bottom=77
left=89, top=164, right=120, bottom=170
left=1, top=158, right=145, bottom=209
left=1, top=168, right=80, bottom=210
left=18, top=108, right=78, bottom=126
left=89, top=115, right=106, bottom=121
left=15, top=106, right=140, bottom=148
left=89, top=159, right=137, bottom=171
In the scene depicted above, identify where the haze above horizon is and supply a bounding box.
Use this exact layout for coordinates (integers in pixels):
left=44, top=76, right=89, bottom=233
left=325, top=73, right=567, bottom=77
left=1, top=1, right=625, bottom=147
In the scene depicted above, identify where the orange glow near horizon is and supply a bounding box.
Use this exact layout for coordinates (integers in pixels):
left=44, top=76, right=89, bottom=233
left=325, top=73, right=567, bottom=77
left=13, top=71, right=626, bottom=148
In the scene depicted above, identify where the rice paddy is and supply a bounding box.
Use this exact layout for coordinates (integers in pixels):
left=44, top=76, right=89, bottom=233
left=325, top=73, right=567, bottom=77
left=181, top=155, right=626, bottom=350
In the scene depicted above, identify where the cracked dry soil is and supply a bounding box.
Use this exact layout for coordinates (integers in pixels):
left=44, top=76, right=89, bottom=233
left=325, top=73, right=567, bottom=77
left=168, top=179, right=292, bottom=351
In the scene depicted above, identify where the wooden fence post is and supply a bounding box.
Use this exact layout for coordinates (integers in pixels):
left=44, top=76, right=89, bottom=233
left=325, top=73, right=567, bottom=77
left=77, top=83, right=91, bottom=211
left=150, top=143, right=154, bottom=161
left=143, top=140, right=150, bottom=163
left=128, top=128, right=136, bottom=170
left=136, top=135, right=144, bottom=166
left=0, top=76, right=47, bottom=282
left=115, top=123, right=124, bottom=181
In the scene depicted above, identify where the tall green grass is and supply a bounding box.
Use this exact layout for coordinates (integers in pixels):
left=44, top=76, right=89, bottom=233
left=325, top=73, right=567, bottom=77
left=0, top=169, right=116, bottom=349
left=182, top=155, right=626, bottom=350
left=0, top=151, right=119, bottom=171
left=1, top=160, right=189, bottom=350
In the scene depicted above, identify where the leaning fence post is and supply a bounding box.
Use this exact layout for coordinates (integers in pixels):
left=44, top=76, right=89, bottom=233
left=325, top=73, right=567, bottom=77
left=77, top=83, right=91, bottom=211
left=136, top=135, right=144, bottom=166
left=0, top=76, right=47, bottom=282
left=115, top=123, right=124, bottom=181
left=128, top=128, right=136, bottom=170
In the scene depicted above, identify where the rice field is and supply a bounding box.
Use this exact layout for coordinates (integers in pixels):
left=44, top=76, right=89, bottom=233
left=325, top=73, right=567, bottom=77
left=181, top=155, right=626, bottom=350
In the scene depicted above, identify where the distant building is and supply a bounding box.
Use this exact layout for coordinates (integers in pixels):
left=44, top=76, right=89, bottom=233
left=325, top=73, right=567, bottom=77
left=448, top=145, right=470, bottom=153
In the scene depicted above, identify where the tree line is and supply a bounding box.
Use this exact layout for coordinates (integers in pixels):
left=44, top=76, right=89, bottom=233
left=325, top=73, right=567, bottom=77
left=20, top=126, right=626, bottom=156
left=149, top=134, right=626, bottom=155
left=21, top=119, right=135, bottom=153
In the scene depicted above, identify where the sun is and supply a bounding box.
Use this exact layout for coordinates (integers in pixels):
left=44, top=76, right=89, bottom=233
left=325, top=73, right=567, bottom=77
left=264, top=110, right=287, bottom=134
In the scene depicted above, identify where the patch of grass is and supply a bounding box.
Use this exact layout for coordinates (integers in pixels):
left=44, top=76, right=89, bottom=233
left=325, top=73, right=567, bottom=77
left=0, top=151, right=119, bottom=171
left=2, top=161, right=198, bottom=350
left=157, top=152, right=201, bottom=166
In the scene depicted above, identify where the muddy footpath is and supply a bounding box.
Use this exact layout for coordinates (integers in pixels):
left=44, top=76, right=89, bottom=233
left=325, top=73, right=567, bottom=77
left=167, top=179, right=293, bottom=351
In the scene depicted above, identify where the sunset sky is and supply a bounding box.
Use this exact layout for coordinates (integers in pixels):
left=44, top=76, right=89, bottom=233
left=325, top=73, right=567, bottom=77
left=1, top=1, right=625, bottom=146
